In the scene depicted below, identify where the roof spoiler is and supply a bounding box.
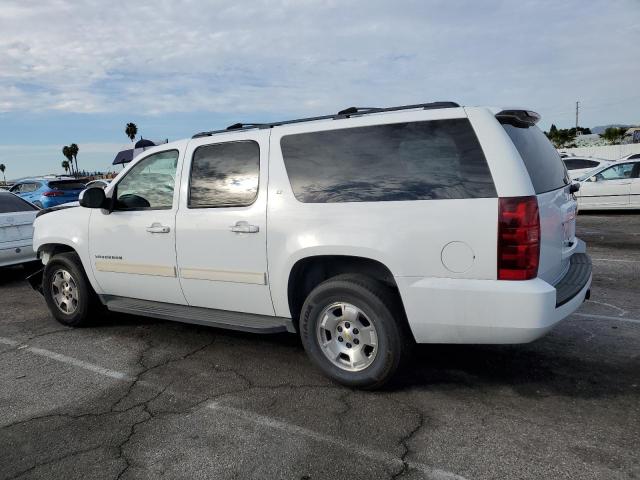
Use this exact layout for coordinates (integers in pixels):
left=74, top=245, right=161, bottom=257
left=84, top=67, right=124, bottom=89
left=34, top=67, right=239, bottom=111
left=495, top=110, right=541, bottom=128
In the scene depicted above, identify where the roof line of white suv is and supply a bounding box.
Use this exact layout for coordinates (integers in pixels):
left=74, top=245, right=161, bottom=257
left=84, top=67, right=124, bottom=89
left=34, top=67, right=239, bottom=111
left=191, top=101, right=462, bottom=138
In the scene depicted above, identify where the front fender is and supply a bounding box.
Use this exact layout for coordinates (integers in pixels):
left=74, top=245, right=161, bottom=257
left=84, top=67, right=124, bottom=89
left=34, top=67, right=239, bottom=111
left=33, top=208, right=101, bottom=294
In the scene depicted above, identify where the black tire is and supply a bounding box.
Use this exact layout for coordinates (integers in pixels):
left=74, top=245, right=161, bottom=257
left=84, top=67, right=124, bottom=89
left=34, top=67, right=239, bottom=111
left=299, top=274, right=412, bottom=389
left=42, top=252, right=101, bottom=327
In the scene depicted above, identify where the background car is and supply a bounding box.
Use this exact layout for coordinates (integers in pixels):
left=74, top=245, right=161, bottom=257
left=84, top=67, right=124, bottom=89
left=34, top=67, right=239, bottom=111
left=576, top=159, right=640, bottom=210
left=563, top=156, right=614, bottom=180
left=85, top=179, right=111, bottom=189
left=9, top=178, right=86, bottom=208
left=0, top=191, right=39, bottom=267
left=619, top=152, right=640, bottom=161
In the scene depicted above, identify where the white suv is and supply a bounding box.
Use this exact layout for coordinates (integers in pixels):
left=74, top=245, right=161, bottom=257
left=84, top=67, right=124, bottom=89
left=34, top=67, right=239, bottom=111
left=31, top=102, right=592, bottom=388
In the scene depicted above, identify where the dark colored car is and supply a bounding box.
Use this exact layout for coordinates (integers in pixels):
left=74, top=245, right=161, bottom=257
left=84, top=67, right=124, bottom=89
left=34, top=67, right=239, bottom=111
left=10, top=178, right=86, bottom=208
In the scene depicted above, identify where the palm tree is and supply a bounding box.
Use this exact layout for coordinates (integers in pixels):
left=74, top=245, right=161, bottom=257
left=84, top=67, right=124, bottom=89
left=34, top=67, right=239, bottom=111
left=125, top=123, right=138, bottom=142
left=0, top=163, right=6, bottom=186
left=62, top=146, right=75, bottom=176
left=61, top=160, right=70, bottom=175
left=69, top=143, right=79, bottom=176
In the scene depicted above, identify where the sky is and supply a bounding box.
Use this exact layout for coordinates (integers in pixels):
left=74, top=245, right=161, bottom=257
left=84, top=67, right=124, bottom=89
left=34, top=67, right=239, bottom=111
left=0, top=0, right=639, bottom=180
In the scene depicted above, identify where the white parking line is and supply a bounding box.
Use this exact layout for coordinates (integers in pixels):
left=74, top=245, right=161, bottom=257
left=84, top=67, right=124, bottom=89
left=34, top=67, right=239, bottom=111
left=574, top=313, right=640, bottom=324
left=0, top=335, right=466, bottom=480
left=206, top=401, right=467, bottom=480
left=592, top=258, right=640, bottom=264
left=0, top=336, right=134, bottom=381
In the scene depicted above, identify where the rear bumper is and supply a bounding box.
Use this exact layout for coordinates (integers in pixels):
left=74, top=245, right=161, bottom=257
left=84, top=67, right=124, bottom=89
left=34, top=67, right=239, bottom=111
left=397, top=253, right=592, bottom=344
left=0, top=241, right=37, bottom=267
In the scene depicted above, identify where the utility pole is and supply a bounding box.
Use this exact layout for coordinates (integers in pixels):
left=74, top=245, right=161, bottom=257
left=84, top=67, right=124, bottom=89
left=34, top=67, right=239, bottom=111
left=575, top=100, right=580, bottom=132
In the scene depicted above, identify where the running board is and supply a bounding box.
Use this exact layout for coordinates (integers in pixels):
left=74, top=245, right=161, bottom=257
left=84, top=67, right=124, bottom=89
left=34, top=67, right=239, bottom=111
left=100, top=295, right=295, bottom=334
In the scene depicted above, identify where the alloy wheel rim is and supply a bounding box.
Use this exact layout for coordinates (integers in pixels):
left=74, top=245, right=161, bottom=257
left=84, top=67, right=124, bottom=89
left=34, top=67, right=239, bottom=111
left=316, top=302, right=378, bottom=372
left=50, top=269, right=79, bottom=315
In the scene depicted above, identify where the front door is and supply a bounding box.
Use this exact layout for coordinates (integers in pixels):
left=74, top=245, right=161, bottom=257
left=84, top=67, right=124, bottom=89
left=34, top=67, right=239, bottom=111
left=579, top=163, right=633, bottom=208
left=175, top=131, right=274, bottom=316
left=89, top=149, right=186, bottom=305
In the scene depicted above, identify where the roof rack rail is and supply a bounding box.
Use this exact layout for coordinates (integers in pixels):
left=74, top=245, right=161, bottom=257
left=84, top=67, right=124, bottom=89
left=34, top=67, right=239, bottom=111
left=192, top=101, right=460, bottom=138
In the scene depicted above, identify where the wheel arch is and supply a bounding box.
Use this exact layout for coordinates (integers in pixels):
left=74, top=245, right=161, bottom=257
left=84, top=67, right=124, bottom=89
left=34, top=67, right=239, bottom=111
left=286, top=254, right=402, bottom=328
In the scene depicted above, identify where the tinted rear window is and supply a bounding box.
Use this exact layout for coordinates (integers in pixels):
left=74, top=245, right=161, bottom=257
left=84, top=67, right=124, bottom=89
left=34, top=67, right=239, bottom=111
left=280, top=118, right=496, bottom=203
left=501, top=124, right=569, bottom=193
left=48, top=181, right=86, bottom=190
left=0, top=193, right=38, bottom=213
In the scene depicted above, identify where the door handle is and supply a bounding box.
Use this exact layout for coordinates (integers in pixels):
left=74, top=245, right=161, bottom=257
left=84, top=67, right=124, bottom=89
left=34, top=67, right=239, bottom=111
left=146, top=223, right=170, bottom=234
left=230, top=221, right=259, bottom=233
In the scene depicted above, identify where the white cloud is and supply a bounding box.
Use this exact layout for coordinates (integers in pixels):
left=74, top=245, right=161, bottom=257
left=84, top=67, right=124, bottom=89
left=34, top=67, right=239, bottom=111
left=0, top=0, right=638, bottom=128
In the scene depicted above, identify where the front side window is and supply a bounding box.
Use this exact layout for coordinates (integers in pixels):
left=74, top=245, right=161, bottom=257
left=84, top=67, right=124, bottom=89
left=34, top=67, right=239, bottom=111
left=594, top=163, right=634, bottom=181
left=280, top=119, right=495, bottom=203
left=189, top=141, right=260, bottom=208
left=115, top=150, right=178, bottom=210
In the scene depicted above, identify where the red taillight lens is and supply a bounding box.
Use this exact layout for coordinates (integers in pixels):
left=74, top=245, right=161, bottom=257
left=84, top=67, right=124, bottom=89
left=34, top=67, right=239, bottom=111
left=43, top=190, right=65, bottom=197
left=498, top=196, right=540, bottom=280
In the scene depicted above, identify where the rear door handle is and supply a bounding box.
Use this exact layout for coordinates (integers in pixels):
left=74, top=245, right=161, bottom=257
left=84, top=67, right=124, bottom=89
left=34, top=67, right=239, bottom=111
left=230, top=221, right=259, bottom=233
left=146, top=223, right=170, bottom=234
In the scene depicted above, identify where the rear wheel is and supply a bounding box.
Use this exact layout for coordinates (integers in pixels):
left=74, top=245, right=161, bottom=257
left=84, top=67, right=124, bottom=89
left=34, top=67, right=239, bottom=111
left=299, top=274, right=411, bottom=389
left=43, top=252, right=100, bottom=327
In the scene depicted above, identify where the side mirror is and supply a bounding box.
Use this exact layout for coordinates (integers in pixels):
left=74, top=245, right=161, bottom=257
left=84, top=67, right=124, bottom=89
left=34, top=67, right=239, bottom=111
left=569, top=182, right=580, bottom=193
left=79, top=187, right=107, bottom=209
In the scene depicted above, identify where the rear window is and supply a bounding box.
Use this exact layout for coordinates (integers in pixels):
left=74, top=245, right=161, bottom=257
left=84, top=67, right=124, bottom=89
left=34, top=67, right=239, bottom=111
left=0, top=193, right=38, bottom=213
left=280, top=118, right=496, bottom=203
left=501, top=124, right=569, bottom=193
left=48, top=181, right=86, bottom=190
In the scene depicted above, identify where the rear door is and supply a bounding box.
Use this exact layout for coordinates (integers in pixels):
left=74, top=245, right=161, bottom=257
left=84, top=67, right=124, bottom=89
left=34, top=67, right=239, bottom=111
left=500, top=123, right=575, bottom=284
left=0, top=193, right=38, bottom=245
left=175, top=130, right=274, bottom=316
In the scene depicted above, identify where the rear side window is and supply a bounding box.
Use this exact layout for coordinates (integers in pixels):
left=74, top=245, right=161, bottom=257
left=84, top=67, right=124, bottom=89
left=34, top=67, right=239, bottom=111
left=280, top=118, right=496, bottom=203
left=501, top=124, right=569, bottom=193
left=48, top=181, right=86, bottom=190
left=189, top=141, right=259, bottom=208
left=0, top=193, right=38, bottom=213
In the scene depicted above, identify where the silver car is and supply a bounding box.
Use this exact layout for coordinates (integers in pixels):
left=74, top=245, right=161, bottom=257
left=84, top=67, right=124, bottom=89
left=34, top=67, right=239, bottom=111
left=0, top=191, right=39, bottom=267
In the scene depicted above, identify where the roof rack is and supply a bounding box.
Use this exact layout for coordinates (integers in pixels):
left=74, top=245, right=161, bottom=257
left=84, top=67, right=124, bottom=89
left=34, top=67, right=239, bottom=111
left=192, top=101, right=460, bottom=138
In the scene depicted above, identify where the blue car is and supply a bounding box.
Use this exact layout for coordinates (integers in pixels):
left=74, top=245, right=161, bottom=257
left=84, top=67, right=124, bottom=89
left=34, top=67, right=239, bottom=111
left=9, top=178, right=86, bottom=209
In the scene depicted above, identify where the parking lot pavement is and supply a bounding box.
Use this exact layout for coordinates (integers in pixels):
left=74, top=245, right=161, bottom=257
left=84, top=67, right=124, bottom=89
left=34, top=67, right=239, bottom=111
left=0, top=214, right=638, bottom=480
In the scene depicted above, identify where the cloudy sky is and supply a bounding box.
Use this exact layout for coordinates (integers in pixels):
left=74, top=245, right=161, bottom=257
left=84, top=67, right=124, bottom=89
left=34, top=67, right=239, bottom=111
left=0, top=0, right=639, bottom=179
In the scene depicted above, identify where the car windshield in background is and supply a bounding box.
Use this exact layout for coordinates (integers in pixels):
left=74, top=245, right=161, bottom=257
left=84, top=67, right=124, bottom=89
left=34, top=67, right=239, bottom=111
left=48, top=181, right=86, bottom=190
left=501, top=124, right=569, bottom=193
left=0, top=192, right=39, bottom=213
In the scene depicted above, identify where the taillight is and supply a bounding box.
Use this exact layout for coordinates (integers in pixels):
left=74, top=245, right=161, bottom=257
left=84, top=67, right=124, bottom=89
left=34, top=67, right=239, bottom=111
left=498, top=196, right=540, bottom=280
left=43, top=190, right=65, bottom=197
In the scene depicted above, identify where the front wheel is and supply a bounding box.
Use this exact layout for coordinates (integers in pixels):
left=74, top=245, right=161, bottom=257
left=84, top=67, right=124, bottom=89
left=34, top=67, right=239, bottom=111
left=299, top=274, right=411, bottom=389
left=43, top=252, right=99, bottom=327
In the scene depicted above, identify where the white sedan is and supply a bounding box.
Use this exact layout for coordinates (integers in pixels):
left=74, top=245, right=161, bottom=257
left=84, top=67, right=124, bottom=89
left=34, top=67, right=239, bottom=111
left=576, top=159, right=640, bottom=210
left=0, top=191, right=39, bottom=267
left=563, top=156, right=614, bottom=180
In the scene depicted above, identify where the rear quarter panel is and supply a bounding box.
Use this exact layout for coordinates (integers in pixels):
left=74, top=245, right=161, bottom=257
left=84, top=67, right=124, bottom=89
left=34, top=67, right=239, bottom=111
left=267, top=108, right=501, bottom=318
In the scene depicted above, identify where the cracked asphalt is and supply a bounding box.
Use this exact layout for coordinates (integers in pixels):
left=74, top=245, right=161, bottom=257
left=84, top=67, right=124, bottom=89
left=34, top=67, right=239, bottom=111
left=1, top=212, right=639, bottom=480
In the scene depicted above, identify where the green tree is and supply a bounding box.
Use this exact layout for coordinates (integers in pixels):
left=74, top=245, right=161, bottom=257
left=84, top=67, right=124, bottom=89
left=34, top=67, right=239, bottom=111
left=600, top=127, right=626, bottom=145
left=125, top=123, right=138, bottom=142
left=0, top=163, right=6, bottom=185
left=62, top=146, right=75, bottom=176
left=69, top=143, right=79, bottom=176
left=61, top=160, right=70, bottom=175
